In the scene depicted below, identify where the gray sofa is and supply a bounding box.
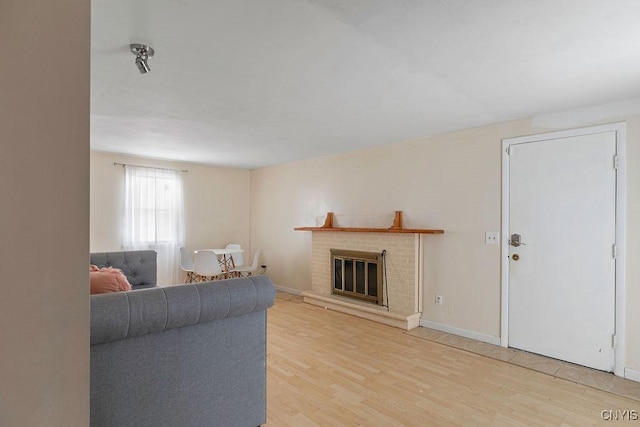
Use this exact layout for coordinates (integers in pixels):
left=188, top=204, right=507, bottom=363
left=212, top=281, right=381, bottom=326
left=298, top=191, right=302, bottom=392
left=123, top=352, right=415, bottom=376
left=90, top=275, right=275, bottom=427
left=90, top=250, right=157, bottom=289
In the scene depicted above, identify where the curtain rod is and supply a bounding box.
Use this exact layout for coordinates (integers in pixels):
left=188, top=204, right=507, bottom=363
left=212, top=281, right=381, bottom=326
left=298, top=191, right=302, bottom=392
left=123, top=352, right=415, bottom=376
left=113, top=162, right=188, bottom=173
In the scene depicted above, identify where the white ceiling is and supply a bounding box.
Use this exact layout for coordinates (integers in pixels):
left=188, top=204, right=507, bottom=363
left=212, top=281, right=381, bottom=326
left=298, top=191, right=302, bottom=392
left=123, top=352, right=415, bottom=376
left=91, top=0, right=640, bottom=169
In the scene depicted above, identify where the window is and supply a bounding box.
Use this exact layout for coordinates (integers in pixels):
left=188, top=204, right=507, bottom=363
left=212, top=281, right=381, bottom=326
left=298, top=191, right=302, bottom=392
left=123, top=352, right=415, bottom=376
left=123, top=166, right=184, bottom=285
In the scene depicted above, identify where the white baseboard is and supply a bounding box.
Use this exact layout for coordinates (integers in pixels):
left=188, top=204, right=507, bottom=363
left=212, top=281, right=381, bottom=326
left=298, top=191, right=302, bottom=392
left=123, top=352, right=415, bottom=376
left=419, top=319, right=501, bottom=346
left=624, top=368, right=640, bottom=383
left=273, top=284, right=304, bottom=296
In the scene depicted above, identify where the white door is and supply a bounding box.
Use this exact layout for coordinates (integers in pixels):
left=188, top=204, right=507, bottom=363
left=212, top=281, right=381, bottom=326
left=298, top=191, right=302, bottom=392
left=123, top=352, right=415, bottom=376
left=507, top=131, right=617, bottom=371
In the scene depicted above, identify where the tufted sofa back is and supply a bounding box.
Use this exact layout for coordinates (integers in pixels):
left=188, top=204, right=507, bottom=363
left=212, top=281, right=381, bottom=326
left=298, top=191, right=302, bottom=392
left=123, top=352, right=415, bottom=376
left=89, top=276, right=274, bottom=426
left=90, top=250, right=157, bottom=289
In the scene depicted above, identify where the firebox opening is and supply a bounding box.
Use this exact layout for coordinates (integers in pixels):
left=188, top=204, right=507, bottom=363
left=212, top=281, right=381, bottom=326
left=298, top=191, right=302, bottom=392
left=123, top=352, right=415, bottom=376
left=331, top=249, right=383, bottom=305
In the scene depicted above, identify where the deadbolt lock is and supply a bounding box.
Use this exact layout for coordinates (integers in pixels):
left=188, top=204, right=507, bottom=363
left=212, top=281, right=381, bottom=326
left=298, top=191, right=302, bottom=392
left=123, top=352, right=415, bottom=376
left=512, top=254, right=520, bottom=261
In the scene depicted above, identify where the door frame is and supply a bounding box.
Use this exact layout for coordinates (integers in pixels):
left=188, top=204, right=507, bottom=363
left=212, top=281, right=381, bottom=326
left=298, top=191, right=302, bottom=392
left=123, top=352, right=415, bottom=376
left=500, top=122, right=626, bottom=376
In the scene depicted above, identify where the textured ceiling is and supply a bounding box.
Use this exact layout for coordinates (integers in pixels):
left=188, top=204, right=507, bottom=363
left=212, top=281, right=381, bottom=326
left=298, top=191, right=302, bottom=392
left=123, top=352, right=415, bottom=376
left=91, top=0, right=640, bottom=169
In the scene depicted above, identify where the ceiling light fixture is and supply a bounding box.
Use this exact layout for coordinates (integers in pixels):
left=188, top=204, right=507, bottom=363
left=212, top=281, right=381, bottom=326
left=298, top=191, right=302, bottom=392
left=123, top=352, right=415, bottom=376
left=130, top=44, right=154, bottom=74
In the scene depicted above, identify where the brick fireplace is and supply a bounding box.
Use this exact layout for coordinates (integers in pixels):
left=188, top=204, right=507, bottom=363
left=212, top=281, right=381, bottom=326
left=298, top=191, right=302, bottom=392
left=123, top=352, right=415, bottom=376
left=296, top=212, right=443, bottom=330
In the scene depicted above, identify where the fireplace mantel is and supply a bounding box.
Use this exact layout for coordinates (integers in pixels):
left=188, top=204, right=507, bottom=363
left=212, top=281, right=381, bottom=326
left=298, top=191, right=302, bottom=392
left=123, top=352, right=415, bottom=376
left=294, top=211, right=444, bottom=234
left=294, top=226, right=443, bottom=234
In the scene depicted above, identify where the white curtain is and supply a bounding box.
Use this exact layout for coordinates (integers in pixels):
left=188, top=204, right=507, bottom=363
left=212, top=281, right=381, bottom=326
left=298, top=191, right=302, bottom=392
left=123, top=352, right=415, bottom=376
left=123, top=166, right=185, bottom=285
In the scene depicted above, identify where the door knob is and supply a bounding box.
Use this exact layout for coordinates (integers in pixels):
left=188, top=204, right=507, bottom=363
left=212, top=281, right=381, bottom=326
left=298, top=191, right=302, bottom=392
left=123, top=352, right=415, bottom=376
left=509, top=233, right=526, bottom=247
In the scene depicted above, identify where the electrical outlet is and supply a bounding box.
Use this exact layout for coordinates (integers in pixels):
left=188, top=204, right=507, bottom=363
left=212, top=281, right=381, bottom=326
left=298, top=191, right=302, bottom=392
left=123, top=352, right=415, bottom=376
left=435, top=295, right=443, bottom=306
left=485, top=231, right=499, bottom=245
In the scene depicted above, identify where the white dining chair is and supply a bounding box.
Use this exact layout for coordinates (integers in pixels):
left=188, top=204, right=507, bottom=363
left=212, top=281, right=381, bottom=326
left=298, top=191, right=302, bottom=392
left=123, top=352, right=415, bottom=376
left=225, top=243, right=244, bottom=268
left=179, top=246, right=197, bottom=284
left=231, top=248, right=262, bottom=277
left=193, top=250, right=225, bottom=281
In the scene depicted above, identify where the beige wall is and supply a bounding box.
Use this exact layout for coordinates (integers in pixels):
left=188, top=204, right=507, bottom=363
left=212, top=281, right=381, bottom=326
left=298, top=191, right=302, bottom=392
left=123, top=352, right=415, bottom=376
left=90, top=152, right=251, bottom=271
left=0, top=0, right=90, bottom=425
left=250, top=115, right=640, bottom=373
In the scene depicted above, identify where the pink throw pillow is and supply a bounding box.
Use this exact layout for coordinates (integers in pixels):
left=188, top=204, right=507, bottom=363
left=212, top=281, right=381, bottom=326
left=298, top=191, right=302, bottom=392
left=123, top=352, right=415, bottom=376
left=90, top=265, right=133, bottom=294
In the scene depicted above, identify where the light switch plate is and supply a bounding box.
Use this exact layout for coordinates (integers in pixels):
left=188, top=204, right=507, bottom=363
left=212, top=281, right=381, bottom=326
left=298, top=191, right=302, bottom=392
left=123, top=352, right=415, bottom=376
left=485, top=232, right=500, bottom=244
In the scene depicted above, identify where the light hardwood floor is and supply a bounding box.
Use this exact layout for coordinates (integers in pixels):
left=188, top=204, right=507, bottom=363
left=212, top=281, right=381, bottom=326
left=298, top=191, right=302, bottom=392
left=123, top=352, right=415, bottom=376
left=266, top=295, right=639, bottom=426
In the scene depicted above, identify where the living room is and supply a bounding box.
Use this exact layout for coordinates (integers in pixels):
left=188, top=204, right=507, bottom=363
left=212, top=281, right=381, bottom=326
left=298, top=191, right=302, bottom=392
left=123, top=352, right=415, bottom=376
left=90, top=113, right=640, bottom=346
left=87, top=120, right=640, bottom=423
left=4, top=1, right=640, bottom=425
